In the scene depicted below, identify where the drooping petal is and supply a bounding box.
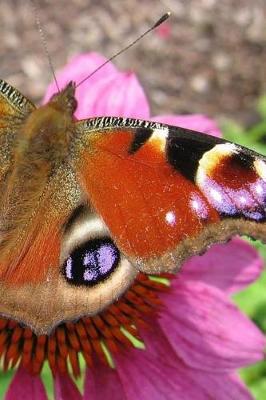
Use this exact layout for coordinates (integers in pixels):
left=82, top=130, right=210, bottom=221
left=140, top=322, right=255, bottom=400
left=152, top=114, right=222, bottom=137
left=113, top=324, right=254, bottom=400
left=181, top=237, right=263, bottom=294
left=158, top=280, right=265, bottom=371
left=54, top=373, right=82, bottom=400
left=84, top=360, right=125, bottom=400
left=5, top=366, right=47, bottom=400
left=191, top=372, right=255, bottom=400
left=115, top=348, right=207, bottom=400
left=76, top=71, right=150, bottom=120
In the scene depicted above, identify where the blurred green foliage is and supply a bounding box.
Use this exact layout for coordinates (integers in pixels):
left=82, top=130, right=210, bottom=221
left=222, top=94, right=266, bottom=400
left=222, top=94, right=266, bottom=154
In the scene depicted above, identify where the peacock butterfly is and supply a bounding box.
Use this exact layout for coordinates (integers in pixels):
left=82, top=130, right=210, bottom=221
left=0, top=13, right=265, bottom=335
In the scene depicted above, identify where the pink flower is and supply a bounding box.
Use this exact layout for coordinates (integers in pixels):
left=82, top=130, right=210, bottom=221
left=5, top=53, right=265, bottom=400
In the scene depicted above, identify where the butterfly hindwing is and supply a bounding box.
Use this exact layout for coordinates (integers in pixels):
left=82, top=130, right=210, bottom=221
left=73, top=117, right=266, bottom=273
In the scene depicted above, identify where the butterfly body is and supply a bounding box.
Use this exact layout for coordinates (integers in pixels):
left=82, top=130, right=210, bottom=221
left=0, top=78, right=266, bottom=334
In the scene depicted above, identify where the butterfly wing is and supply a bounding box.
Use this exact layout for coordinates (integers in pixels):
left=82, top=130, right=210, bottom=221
left=0, top=166, right=137, bottom=334
left=0, top=79, right=35, bottom=184
left=73, top=116, right=266, bottom=273
left=0, top=82, right=71, bottom=323
left=0, top=80, right=41, bottom=280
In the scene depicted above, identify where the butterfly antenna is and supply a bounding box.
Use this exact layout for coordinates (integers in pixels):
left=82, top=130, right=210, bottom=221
left=76, top=12, right=171, bottom=89
left=30, top=0, right=60, bottom=92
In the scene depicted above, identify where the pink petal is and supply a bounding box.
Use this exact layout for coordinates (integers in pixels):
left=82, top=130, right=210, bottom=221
left=152, top=114, right=222, bottom=137
left=191, top=372, right=255, bottom=400
left=43, top=53, right=118, bottom=104
left=43, top=52, right=150, bottom=120
left=54, top=373, right=82, bottom=400
left=158, top=280, right=265, bottom=371
left=84, top=360, right=125, bottom=400
left=181, top=237, right=263, bottom=294
left=115, top=348, right=208, bottom=400
left=139, top=323, right=254, bottom=400
left=76, top=71, right=150, bottom=120
left=5, top=366, right=47, bottom=400
left=114, top=325, right=254, bottom=400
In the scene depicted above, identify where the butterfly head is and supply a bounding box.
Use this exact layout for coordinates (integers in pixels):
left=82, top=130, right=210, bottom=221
left=49, top=81, right=77, bottom=116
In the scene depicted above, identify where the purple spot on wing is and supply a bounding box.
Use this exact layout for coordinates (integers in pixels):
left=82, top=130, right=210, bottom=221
left=200, top=175, right=266, bottom=220
left=189, top=193, right=209, bottom=219
left=200, top=176, right=236, bottom=215
left=84, top=251, right=96, bottom=267
left=97, top=244, right=117, bottom=274
left=233, top=188, right=257, bottom=210
left=83, top=269, right=98, bottom=281
left=82, top=244, right=118, bottom=282
left=251, top=179, right=266, bottom=203
left=83, top=251, right=97, bottom=282
left=66, top=258, right=73, bottom=279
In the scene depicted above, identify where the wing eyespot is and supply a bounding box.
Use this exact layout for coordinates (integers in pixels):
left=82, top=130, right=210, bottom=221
left=62, top=237, right=120, bottom=286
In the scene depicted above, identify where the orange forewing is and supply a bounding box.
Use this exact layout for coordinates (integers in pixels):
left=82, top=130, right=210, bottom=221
left=77, top=129, right=220, bottom=260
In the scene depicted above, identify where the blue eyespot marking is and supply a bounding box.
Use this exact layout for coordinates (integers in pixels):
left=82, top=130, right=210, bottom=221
left=63, top=238, right=120, bottom=286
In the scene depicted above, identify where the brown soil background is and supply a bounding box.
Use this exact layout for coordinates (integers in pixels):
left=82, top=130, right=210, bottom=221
left=0, top=0, right=265, bottom=125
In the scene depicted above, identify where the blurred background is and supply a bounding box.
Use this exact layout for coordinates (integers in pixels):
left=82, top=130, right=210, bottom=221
left=0, top=0, right=266, bottom=398
left=0, top=0, right=265, bottom=123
